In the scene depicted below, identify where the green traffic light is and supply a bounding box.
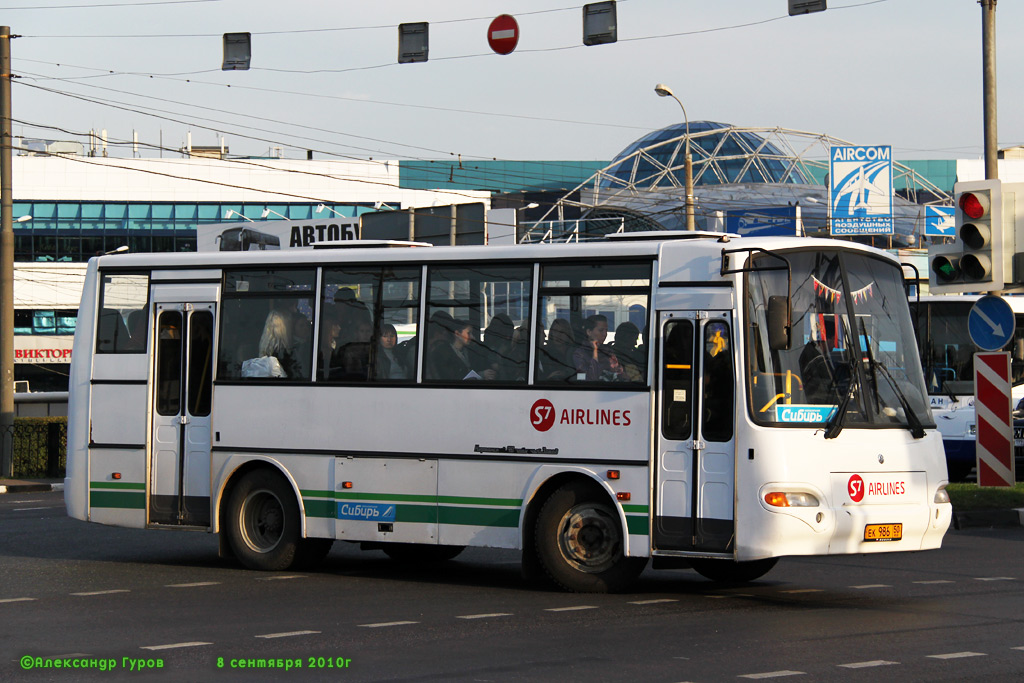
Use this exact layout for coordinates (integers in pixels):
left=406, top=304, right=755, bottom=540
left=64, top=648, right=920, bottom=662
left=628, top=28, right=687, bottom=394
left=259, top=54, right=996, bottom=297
left=932, top=256, right=960, bottom=282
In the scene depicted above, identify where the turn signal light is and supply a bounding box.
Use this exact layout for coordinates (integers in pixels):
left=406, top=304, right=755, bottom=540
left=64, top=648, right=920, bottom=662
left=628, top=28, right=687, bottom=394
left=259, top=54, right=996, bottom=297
left=341, top=481, right=353, bottom=489
left=112, top=472, right=122, bottom=480
left=934, top=487, right=950, bottom=504
left=606, top=470, right=620, bottom=480
left=764, top=491, right=820, bottom=507
left=616, top=492, right=631, bottom=501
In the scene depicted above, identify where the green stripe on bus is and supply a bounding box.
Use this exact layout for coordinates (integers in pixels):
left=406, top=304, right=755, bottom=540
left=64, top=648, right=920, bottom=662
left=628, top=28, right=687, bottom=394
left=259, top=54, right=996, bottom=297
left=90, top=481, right=146, bottom=490
left=90, top=490, right=146, bottom=509
left=301, top=489, right=522, bottom=507
left=438, top=506, right=520, bottom=528
left=304, top=499, right=336, bottom=519
left=626, top=515, right=649, bottom=536
left=621, top=504, right=649, bottom=514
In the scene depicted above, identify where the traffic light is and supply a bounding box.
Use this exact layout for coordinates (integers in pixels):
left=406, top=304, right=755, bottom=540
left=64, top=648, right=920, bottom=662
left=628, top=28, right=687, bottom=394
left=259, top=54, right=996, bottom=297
left=929, top=180, right=1004, bottom=293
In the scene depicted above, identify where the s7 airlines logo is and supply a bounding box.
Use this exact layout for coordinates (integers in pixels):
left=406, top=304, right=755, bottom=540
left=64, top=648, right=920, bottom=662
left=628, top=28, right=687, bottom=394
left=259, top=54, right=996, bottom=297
left=848, top=474, right=865, bottom=502
left=531, top=399, right=556, bottom=432
left=529, top=398, right=631, bottom=432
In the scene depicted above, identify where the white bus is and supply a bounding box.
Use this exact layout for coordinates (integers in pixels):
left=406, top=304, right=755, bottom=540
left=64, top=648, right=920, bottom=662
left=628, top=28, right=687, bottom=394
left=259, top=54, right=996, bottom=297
left=65, top=233, right=951, bottom=592
left=910, top=294, right=1024, bottom=481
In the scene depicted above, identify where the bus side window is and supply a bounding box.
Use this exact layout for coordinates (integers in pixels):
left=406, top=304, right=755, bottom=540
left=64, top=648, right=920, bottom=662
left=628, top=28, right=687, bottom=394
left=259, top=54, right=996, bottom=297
left=702, top=321, right=734, bottom=442
left=662, top=320, right=694, bottom=441
left=220, top=269, right=315, bottom=381
left=96, top=272, right=149, bottom=353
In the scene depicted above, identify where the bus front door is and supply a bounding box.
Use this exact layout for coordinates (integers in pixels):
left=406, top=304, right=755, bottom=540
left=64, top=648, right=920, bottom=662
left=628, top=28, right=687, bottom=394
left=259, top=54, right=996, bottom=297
left=149, top=302, right=215, bottom=527
left=654, top=311, right=736, bottom=553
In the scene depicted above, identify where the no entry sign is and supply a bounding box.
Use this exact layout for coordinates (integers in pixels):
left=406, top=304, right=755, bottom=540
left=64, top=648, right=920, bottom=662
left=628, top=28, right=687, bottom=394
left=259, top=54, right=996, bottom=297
left=973, top=352, right=1016, bottom=486
left=488, top=14, right=519, bottom=55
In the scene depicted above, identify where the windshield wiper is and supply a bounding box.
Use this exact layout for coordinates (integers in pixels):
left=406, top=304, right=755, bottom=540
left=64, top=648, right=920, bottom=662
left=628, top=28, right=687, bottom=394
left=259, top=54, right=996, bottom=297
left=940, top=379, right=958, bottom=403
left=871, top=361, right=927, bottom=439
left=824, top=364, right=855, bottom=440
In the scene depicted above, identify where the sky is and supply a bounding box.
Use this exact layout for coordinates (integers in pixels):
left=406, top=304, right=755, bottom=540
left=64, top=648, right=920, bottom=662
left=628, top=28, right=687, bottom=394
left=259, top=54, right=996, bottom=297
left=5, top=0, right=1023, bottom=166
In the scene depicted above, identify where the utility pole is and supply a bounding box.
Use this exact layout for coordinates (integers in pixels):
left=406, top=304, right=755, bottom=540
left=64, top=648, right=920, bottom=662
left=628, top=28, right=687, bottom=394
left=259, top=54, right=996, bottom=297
left=981, top=0, right=998, bottom=180
left=1, top=26, right=14, bottom=477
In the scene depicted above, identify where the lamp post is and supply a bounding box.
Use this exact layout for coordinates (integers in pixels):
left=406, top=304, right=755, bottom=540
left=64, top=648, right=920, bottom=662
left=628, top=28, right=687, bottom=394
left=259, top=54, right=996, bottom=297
left=260, top=208, right=288, bottom=220
left=654, top=83, right=695, bottom=231
left=315, top=203, right=346, bottom=218
left=224, top=209, right=253, bottom=222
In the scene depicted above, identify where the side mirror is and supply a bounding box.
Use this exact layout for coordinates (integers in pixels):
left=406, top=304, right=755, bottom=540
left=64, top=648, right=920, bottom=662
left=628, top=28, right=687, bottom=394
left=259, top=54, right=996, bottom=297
left=767, top=296, right=791, bottom=351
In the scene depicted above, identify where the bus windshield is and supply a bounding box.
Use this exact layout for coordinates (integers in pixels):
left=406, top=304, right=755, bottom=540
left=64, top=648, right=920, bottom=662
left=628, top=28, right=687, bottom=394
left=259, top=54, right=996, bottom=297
left=746, top=250, right=933, bottom=432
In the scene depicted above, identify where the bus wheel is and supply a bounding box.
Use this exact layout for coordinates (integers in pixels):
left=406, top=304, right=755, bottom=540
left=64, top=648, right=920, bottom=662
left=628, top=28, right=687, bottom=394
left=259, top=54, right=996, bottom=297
left=382, top=543, right=464, bottom=563
left=225, top=470, right=301, bottom=571
left=691, top=557, right=778, bottom=583
left=535, top=482, right=646, bottom=593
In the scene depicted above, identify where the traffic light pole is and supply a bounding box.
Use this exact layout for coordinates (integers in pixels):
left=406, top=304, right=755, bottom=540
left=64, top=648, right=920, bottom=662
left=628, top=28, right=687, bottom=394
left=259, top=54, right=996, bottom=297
left=0, top=27, right=13, bottom=477
left=981, top=0, right=998, bottom=181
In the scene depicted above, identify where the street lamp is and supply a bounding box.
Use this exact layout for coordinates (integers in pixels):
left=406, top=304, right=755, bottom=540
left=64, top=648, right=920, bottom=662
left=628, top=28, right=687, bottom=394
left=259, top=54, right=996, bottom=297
left=654, top=83, right=696, bottom=231
left=260, top=208, right=288, bottom=220
left=315, top=203, right=346, bottom=218
left=224, top=209, right=253, bottom=222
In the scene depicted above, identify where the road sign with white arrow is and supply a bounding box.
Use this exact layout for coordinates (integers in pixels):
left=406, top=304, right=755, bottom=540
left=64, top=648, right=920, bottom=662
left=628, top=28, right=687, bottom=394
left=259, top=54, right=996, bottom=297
left=968, top=295, right=1016, bottom=352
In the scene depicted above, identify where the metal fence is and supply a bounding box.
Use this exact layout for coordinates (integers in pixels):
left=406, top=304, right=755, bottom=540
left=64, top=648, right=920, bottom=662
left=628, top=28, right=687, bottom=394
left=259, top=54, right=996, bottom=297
left=2, top=419, right=67, bottom=479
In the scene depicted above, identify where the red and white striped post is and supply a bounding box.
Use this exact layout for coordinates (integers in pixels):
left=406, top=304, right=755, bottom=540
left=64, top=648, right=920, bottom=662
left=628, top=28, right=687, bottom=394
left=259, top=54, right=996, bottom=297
left=973, top=352, right=1015, bottom=487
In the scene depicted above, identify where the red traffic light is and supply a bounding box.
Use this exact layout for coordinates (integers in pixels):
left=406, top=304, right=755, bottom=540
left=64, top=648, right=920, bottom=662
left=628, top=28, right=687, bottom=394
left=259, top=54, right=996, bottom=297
left=958, top=191, right=990, bottom=220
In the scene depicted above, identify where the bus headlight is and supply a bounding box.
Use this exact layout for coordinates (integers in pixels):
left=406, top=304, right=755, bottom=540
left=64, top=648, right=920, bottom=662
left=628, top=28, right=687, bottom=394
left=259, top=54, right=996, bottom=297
left=934, top=486, right=950, bottom=505
left=764, top=491, right=820, bottom=507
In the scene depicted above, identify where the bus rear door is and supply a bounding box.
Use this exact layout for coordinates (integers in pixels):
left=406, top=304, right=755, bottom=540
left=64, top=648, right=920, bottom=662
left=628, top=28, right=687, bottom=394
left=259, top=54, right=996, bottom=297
left=149, top=298, right=215, bottom=527
left=654, top=311, right=736, bottom=553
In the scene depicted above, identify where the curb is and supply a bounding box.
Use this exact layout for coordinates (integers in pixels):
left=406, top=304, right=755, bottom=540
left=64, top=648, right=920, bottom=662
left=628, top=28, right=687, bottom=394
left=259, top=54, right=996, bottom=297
left=952, top=508, right=1024, bottom=529
left=0, top=482, right=64, bottom=495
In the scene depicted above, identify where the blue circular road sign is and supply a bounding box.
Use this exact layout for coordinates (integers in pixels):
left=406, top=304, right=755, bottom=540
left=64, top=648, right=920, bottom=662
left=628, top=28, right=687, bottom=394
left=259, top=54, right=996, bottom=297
left=969, top=295, right=1016, bottom=351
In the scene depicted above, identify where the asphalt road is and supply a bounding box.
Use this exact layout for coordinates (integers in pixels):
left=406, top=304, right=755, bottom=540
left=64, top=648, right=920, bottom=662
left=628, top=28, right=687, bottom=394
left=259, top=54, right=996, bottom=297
left=2, top=490, right=1022, bottom=682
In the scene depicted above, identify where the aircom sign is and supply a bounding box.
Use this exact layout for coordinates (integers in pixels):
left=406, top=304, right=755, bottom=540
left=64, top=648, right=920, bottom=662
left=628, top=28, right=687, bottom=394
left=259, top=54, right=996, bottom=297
left=829, top=145, right=893, bottom=236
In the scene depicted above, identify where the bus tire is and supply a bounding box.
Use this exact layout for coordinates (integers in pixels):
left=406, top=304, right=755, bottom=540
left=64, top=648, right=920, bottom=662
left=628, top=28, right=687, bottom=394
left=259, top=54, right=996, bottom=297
left=225, top=469, right=302, bottom=571
left=534, top=481, right=646, bottom=593
left=382, top=543, right=464, bottom=563
left=690, top=557, right=778, bottom=583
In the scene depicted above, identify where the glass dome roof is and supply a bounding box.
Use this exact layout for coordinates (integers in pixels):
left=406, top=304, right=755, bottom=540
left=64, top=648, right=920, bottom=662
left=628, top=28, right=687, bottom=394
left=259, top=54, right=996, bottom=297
left=600, top=121, right=815, bottom=190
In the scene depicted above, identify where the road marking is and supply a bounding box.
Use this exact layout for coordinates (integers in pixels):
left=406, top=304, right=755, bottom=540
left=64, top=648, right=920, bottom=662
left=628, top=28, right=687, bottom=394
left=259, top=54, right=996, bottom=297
left=0, top=597, right=35, bottom=604
left=166, top=582, right=220, bottom=588
left=913, top=580, right=954, bottom=584
left=141, top=642, right=212, bottom=651
left=629, top=599, right=678, bottom=605
left=781, top=589, right=824, bottom=594
left=457, top=613, right=512, bottom=620
left=1012, top=646, right=1024, bottom=651
left=927, top=652, right=986, bottom=660
left=706, top=593, right=752, bottom=599
left=359, top=621, right=418, bottom=628
left=255, top=630, right=321, bottom=639
left=974, top=577, right=1014, bottom=582
left=71, top=589, right=130, bottom=596
left=850, top=584, right=891, bottom=589
left=739, top=671, right=804, bottom=679
left=545, top=605, right=598, bottom=612
left=14, top=506, right=59, bottom=511
left=256, top=575, right=306, bottom=581
left=838, top=660, right=899, bottom=669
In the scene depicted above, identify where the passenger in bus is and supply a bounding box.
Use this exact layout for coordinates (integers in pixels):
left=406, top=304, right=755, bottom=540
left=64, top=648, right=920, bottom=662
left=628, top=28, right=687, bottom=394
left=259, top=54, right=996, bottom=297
left=331, top=315, right=373, bottom=381
left=318, top=310, right=342, bottom=380
left=374, top=323, right=409, bottom=380
left=538, top=318, right=576, bottom=381
left=481, top=313, right=521, bottom=380
left=242, top=310, right=293, bottom=378
left=605, top=321, right=644, bottom=382
left=430, top=319, right=487, bottom=381
left=574, top=314, right=626, bottom=381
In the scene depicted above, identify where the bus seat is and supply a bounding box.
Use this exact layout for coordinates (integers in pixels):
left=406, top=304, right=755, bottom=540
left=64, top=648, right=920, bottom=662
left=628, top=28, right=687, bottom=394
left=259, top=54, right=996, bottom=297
left=97, top=308, right=130, bottom=352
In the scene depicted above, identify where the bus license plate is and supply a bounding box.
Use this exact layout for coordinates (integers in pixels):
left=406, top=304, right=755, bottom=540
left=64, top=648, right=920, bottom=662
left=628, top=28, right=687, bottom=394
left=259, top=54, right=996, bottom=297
left=864, top=523, right=902, bottom=542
